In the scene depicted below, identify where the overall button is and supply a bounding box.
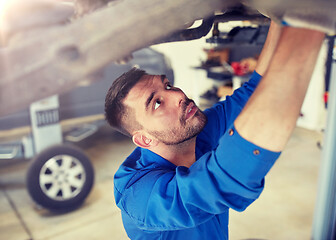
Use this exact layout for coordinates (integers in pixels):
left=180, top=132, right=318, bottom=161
left=229, top=129, right=234, bottom=136
left=253, top=149, right=260, bottom=155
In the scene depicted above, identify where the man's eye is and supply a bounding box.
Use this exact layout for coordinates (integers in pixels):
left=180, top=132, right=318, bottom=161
left=166, top=83, right=172, bottom=90
left=154, top=100, right=161, bottom=110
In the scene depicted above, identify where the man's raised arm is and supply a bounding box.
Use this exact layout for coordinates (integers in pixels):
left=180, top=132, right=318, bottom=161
left=235, top=27, right=325, bottom=152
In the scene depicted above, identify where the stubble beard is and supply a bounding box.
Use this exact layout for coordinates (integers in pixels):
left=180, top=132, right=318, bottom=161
left=149, top=100, right=207, bottom=146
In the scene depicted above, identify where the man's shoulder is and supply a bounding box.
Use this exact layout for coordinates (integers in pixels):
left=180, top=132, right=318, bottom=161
left=114, top=147, right=143, bottom=186
left=114, top=148, right=177, bottom=217
left=114, top=147, right=176, bottom=195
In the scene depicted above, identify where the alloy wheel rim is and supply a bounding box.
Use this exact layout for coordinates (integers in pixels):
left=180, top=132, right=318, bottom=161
left=39, top=155, right=86, bottom=201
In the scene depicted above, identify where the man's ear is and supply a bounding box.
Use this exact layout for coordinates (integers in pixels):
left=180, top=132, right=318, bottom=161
left=132, top=132, right=157, bottom=148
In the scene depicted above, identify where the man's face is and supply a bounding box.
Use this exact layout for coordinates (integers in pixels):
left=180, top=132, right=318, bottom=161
left=123, top=75, right=207, bottom=145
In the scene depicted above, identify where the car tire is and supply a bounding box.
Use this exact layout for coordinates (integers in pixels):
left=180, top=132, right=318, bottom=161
left=26, top=144, right=94, bottom=211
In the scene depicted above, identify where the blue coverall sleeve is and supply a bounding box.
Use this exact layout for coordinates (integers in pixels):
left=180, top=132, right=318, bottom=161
left=116, top=129, right=279, bottom=231
left=200, top=71, right=262, bottom=148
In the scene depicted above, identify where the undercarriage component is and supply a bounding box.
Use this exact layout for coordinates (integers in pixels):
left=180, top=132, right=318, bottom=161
left=1, top=0, right=335, bottom=118
left=0, top=0, right=234, bottom=117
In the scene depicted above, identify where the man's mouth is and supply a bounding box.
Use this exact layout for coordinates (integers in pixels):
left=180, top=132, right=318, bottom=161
left=185, top=102, right=197, bottom=120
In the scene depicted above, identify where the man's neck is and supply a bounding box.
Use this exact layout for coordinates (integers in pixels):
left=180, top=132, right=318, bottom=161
left=151, top=137, right=197, bottom=168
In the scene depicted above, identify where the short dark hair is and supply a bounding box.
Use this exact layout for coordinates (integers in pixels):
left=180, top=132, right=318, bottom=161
left=104, top=67, right=147, bottom=136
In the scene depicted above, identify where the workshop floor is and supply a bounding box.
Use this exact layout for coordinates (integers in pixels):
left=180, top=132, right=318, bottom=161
left=0, top=124, right=323, bottom=240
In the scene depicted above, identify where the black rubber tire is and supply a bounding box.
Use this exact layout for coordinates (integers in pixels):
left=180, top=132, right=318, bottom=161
left=26, top=144, right=94, bottom=211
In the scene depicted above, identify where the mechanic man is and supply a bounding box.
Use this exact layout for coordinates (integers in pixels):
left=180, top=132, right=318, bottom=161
left=104, top=21, right=325, bottom=239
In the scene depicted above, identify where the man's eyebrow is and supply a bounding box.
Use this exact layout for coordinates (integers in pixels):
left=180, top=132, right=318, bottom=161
left=145, top=91, right=155, bottom=111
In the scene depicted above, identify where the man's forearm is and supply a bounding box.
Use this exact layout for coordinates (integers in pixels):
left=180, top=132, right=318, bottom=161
left=235, top=27, right=325, bottom=152
left=255, top=21, right=283, bottom=76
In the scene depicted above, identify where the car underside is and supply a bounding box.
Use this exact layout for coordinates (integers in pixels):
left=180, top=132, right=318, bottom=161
left=1, top=0, right=335, bottom=116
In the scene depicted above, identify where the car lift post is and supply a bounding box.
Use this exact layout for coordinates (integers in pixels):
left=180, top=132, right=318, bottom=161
left=30, top=95, right=62, bottom=155
left=312, top=37, right=336, bottom=240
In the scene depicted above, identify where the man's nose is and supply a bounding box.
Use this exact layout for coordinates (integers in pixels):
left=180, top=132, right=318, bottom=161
left=167, top=88, right=185, bottom=108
